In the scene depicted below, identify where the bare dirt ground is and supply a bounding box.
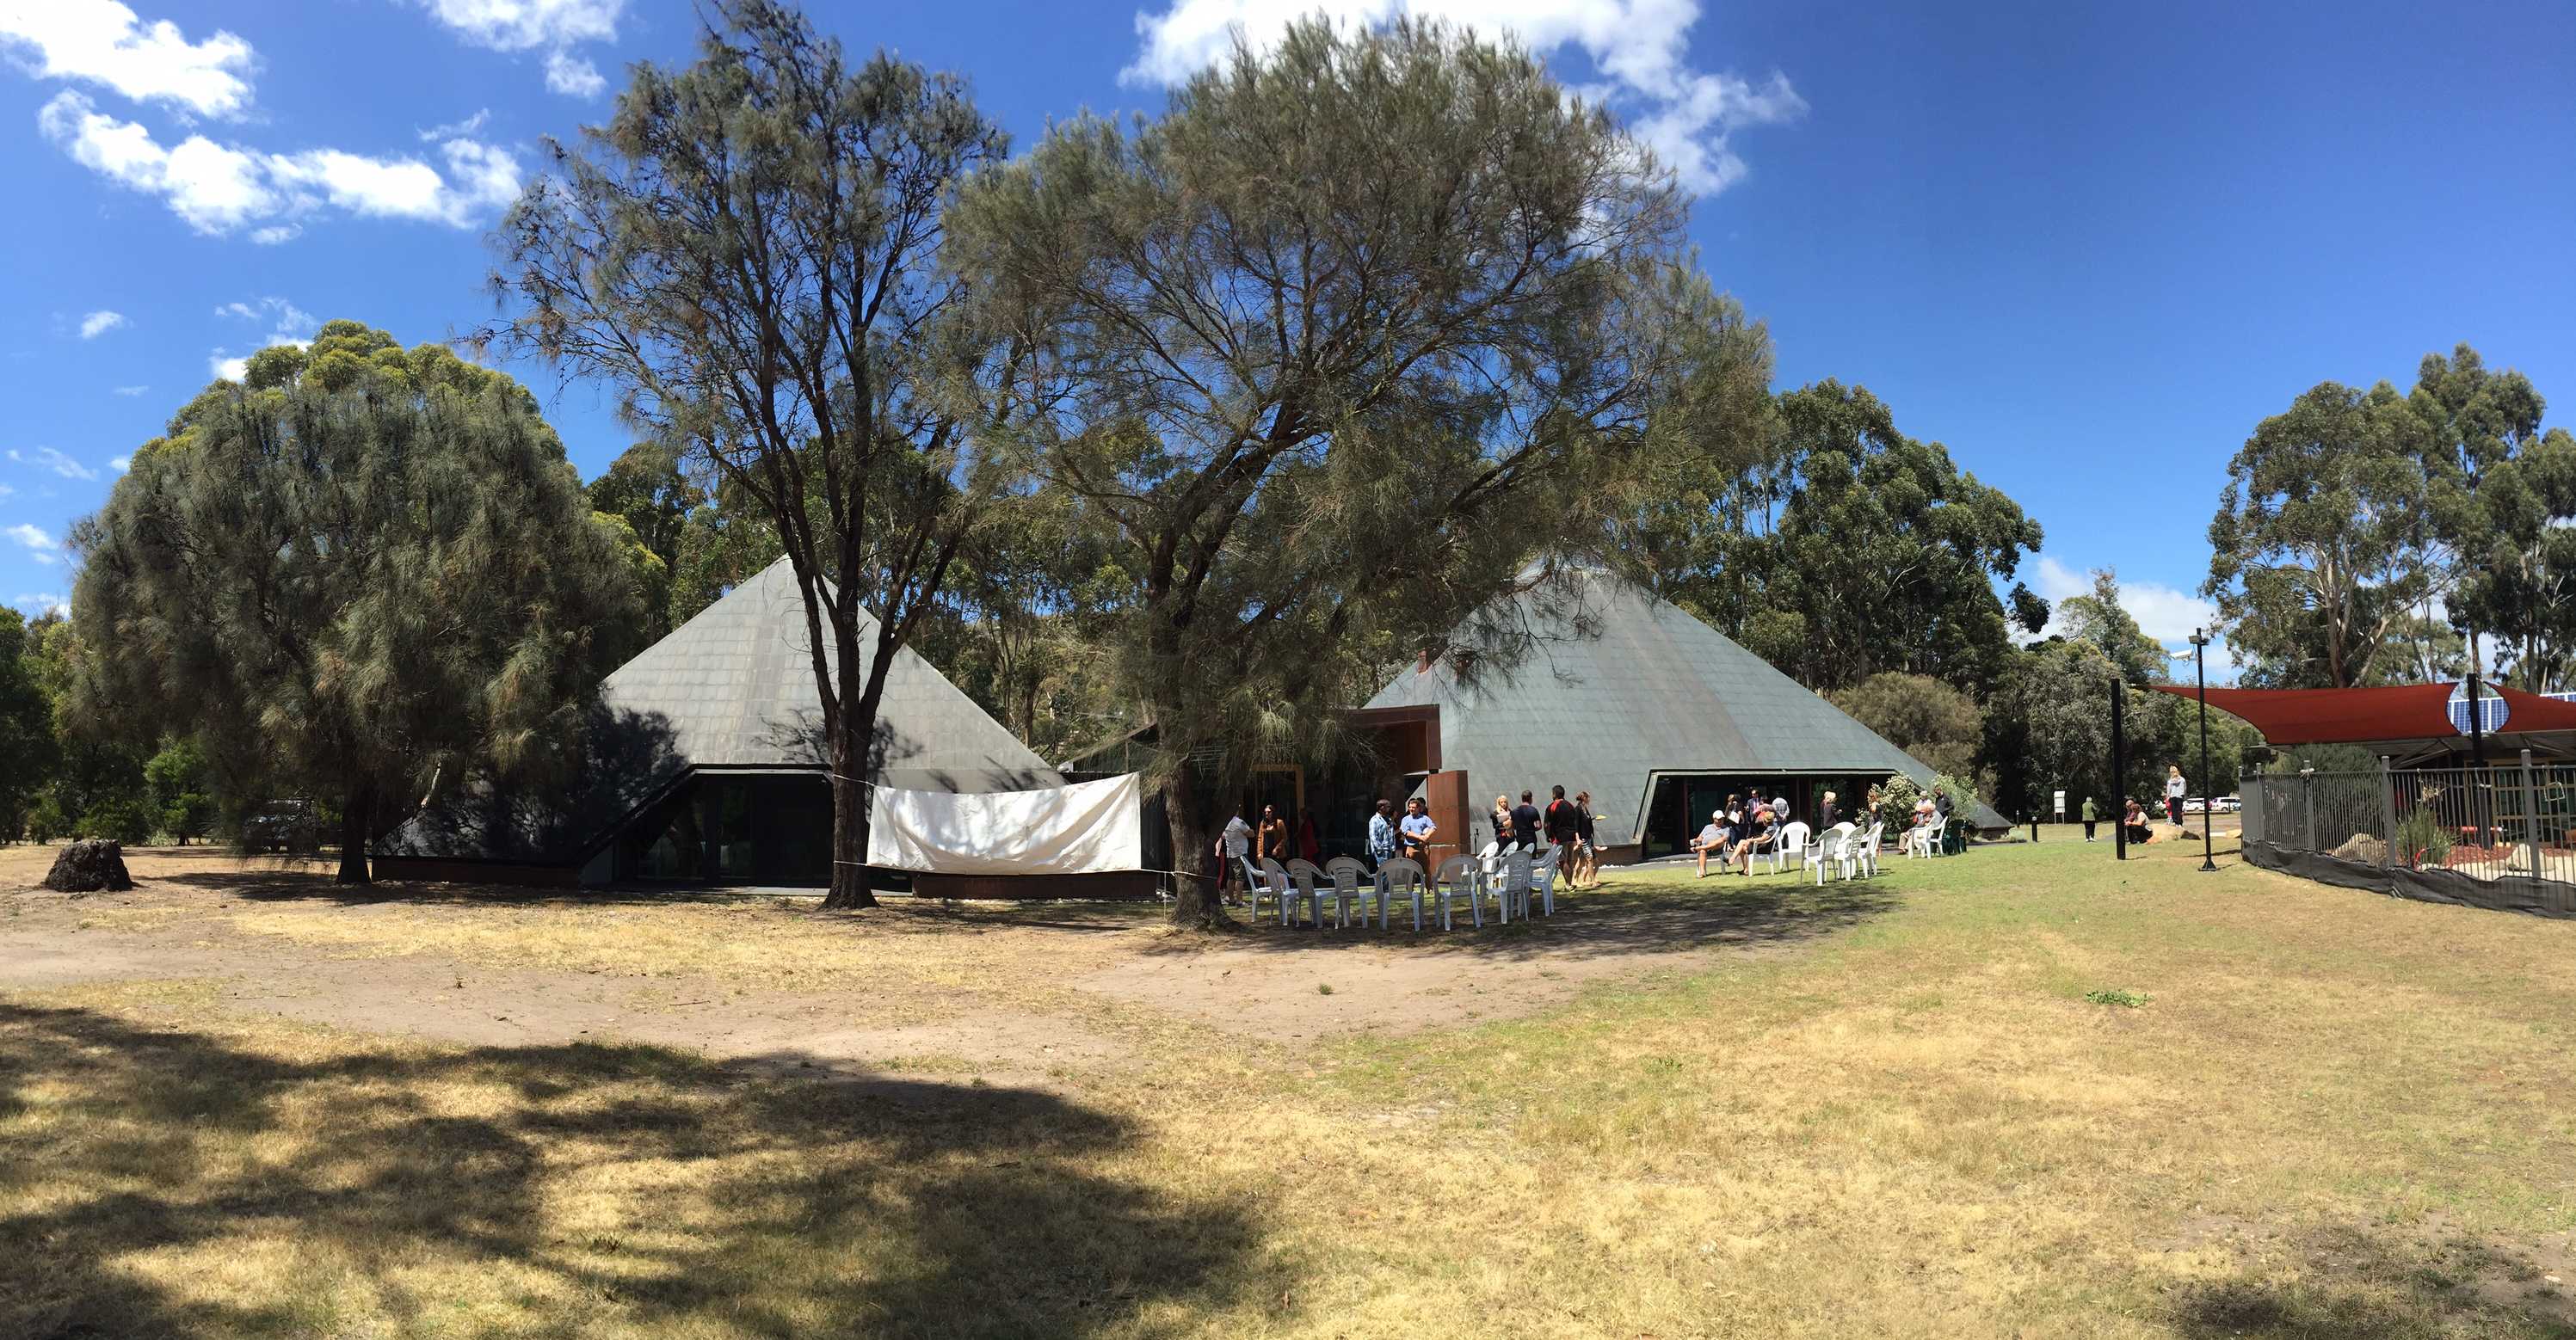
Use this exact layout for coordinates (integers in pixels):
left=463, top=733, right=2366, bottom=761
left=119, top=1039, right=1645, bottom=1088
left=0, top=845, right=1874, bottom=1093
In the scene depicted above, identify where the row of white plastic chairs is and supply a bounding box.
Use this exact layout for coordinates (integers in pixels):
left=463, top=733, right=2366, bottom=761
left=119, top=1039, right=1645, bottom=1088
left=1717, top=819, right=1905, bottom=882
left=1237, top=840, right=1561, bottom=931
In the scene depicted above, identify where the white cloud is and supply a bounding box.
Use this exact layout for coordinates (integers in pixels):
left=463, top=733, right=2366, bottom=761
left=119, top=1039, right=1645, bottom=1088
left=112, top=384, right=148, bottom=396
left=10, top=593, right=69, bottom=617
left=2031, top=555, right=2235, bottom=677
left=38, top=89, right=523, bottom=236
left=8, top=446, right=101, bottom=481
left=414, top=0, right=619, bottom=97
left=0, top=483, right=12, bottom=498
left=416, top=0, right=620, bottom=51
left=419, top=108, right=491, bottom=142
left=248, top=223, right=297, bottom=244
left=219, top=296, right=312, bottom=331
left=1121, top=0, right=1804, bottom=195
left=209, top=352, right=248, bottom=381
left=0, top=0, right=257, bottom=118
left=40, top=89, right=274, bottom=231
left=7, top=523, right=62, bottom=563
left=543, top=48, right=603, bottom=97
left=108, top=454, right=130, bottom=472
left=77, top=309, right=126, bottom=338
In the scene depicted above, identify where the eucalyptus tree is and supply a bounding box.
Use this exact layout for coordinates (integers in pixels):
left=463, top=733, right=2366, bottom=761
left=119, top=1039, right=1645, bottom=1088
left=2408, top=345, right=2576, bottom=689
left=1680, top=380, right=2045, bottom=696
left=948, top=19, right=1722, bottom=926
left=2203, top=380, right=2437, bottom=689
left=490, top=0, right=1014, bottom=908
left=68, top=321, right=644, bottom=882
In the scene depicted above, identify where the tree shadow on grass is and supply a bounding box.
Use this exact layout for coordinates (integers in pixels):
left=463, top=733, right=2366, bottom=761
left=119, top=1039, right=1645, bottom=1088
left=1173, top=875, right=1901, bottom=963
left=2172, top=1220, right=2576, bottom=1339
left=0, top=1002, right=1270, bottom=1339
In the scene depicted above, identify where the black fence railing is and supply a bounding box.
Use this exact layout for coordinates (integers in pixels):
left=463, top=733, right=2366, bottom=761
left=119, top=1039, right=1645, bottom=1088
left=2241, top=758, right=2576, bottom=918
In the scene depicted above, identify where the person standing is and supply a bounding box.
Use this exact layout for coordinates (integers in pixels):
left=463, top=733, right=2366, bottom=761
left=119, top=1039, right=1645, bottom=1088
left=1544, top=784, right=1581, bottom=875
left=1572, top=790, right=1600, bottom=888
left=1512, top=790, right=1544, bottom=852
left=1367, top=798, right=1400, bottom=869
left=1297, top=807, right=1321, bottom=863
left=2081, top=796, right=2098, bottom=842
left=1217, top=804, right=1253, bottom=903
left=1816, top=790, right=1840, bottom=832
left=1398, top=796, right=1436, bottom=863
left=1490, top=794, right=1515, bottom=849
left=1256, top=803, right=1287, bottom=864
left=2165, top=765, right=2188, bottom=826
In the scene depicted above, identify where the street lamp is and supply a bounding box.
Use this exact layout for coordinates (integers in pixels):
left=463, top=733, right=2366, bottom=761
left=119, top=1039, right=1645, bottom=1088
left=2188, top=627, right=2217, bottom=873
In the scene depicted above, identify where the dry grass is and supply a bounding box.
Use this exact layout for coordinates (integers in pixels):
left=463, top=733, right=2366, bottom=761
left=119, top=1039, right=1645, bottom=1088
left=6, top=837, right=2576, bottom=1337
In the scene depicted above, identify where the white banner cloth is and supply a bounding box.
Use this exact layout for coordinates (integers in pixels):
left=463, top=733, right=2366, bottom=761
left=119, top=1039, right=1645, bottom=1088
left=866, top=772, right=1144, bottom=875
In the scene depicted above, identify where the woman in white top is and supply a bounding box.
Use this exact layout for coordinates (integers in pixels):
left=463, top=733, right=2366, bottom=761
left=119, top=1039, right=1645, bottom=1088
left=2165, top=765, right=2187, bottom=826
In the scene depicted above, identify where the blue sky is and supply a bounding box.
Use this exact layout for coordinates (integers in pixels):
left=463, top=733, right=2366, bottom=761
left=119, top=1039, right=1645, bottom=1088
left=4, top=0, right=2573, bottom=680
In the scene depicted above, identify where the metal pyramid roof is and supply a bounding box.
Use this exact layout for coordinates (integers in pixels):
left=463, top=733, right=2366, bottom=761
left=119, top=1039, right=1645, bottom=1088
left=600, top=556, right=1059, bottom=791
left=1365, top=569, right=2006, bottom=844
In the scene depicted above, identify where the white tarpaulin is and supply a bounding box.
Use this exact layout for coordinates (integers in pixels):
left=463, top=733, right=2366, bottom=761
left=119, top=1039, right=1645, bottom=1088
left=866, top=772, right=1145, bottom=875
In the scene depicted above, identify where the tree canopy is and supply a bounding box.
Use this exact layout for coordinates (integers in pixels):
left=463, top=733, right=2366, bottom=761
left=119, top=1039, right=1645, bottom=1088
left=1655, top=380, right=2046, bottom=696
left=69, top=320, right=644, bottom=881
left=948, top=17, right=1727, bottom=925
left=491, top=0, right=1016, bottom=907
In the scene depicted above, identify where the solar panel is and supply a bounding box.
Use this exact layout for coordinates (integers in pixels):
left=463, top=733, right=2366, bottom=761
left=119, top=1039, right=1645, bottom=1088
left=2447, top=691, right=2509, bottom=735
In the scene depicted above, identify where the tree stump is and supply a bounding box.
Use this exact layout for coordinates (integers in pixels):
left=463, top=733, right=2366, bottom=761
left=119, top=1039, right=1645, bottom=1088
left=43, top=839, right=134, bottom=893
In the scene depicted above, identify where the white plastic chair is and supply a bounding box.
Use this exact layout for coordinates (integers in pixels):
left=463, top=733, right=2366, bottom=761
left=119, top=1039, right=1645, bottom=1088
left=1321, top=857, right=1366, bottom=927
left=1431, top=854, right=1480, bottom=931
left=1766, top=821, right=1811, bottom=875
left=1237, top=856, right=1276, bottom=919
left=1810, top=825, right=1848, bottom=884
left=1478, top=840, right=1514, bottom=894
left=1903, top=816, right=1940, bottom=859
left=1521, top=845, right=1560, bottom=917
left=1854, top=821, right=1885, bottom=877
left=1285, top=858, right=1344, bottom=929
left=1375, top=857, right=1427, bottom=931
left=1258, top=857, right=1301, bottom=926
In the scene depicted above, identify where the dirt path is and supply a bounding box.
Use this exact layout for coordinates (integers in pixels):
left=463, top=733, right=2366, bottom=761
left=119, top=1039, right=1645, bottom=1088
left=3, top=845, right=1887, bottom=1088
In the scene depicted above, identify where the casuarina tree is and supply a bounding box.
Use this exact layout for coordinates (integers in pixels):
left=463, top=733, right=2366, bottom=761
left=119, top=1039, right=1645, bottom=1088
left=946, top=19, right=1724, bottom=927
left=489, top=0, right=1015, bottom=908
left=68, top=320, right=645, bottom=882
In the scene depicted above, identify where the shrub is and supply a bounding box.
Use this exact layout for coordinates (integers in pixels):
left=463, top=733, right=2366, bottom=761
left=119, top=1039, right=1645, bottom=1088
left=77, top=797, right=154, bottom=846
left=26, top=796, right=66, bottom=844
left=2392, top=807, right=2453, bottom=869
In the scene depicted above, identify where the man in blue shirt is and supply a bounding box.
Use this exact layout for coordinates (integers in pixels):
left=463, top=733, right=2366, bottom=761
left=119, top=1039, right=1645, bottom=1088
left=1398, top=796, right=1437, bottom=863
left=1367, top=798, right=1399, bottom=867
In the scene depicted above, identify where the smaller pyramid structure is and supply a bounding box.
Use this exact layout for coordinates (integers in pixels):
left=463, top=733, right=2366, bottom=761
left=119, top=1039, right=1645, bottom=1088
left=1365, top=569, right=2006, bottom=848
left=599, top=557, right=1057, bottom=791
left=379, top=558, right=1058, bottom=873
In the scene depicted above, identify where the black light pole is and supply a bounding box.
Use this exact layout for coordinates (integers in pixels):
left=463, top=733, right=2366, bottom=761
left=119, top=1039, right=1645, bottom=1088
left=2191, top=627, right=2217, bottom=872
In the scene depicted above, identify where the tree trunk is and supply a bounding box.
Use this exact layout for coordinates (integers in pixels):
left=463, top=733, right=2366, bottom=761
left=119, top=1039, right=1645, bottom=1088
left=1164, top=757, right=1230, bottom=930
left=821, top=718, right=878, bottom=910
left=336, top=783, right=372, bottom=885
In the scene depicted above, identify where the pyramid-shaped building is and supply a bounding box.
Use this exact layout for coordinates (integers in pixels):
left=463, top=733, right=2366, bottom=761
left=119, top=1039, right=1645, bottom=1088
left=377, top=557, right=1060, bottom=886
left=1365, top=568, right=2006, bottom=858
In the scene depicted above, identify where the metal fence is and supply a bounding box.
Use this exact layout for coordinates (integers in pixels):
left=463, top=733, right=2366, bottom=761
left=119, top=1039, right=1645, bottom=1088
left=2241, top=754, right=2576, bottom=917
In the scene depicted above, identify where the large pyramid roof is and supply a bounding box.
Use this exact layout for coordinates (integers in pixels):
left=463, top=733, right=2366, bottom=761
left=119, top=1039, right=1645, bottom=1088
left=1365, top=568, right=2006, bottom=845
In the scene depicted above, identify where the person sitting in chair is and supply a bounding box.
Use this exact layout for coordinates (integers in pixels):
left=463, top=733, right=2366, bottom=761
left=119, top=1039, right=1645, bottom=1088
left=1690, top=809, right=1729, bottom=878
left=1731, top=803, right=1778, bottom=873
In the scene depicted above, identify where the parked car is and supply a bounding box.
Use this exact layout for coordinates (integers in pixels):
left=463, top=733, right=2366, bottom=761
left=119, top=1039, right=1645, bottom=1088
left=2215, top=796, right=2242, bottom=813
left=243, top=801, right=323, bottom=854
